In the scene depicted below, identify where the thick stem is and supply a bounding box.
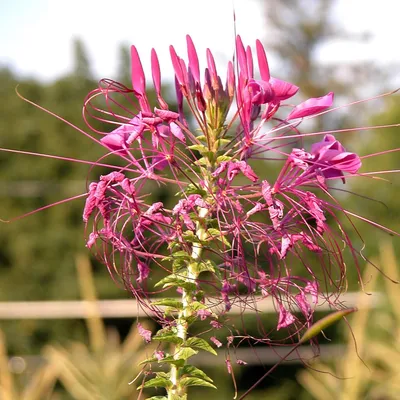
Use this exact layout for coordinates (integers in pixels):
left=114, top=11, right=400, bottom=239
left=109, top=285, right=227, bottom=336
left=168, top=208, right=208, bottom=399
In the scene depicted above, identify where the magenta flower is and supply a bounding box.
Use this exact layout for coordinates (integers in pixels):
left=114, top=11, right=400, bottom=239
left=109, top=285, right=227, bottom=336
left=310, top=134, right=362, bottom=179
left=76, top=34, right=376, bottom=340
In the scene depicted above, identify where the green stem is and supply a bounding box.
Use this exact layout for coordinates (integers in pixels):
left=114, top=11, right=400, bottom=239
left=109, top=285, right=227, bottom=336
left=168, top=208, right=208, bottom=399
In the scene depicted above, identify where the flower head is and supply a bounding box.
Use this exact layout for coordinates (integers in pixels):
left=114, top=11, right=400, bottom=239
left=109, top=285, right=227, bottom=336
left=76, top=34, right=392, bottom=342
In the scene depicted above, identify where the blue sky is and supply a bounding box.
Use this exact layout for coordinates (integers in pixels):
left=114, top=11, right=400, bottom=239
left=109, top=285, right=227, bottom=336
left=0, top=0, right=399, bottom=83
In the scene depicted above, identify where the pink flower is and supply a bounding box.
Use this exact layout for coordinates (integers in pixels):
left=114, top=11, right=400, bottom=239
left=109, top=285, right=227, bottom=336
left=210, top=336, right=223, bottom=348
left=137, top=323, right=152, bottom=343
left=310, top=134, right=362, bottom=179
left=277, top=303, right=296, bottom=330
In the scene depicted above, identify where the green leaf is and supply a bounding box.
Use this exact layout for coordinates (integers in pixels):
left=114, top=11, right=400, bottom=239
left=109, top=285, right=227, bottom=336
left=146, top=397, right=168, bottom=400
left=191, top=260, right=216, bottom=274
left=188, top=144, right=209, bottom=154
left=216, top=138, right=232, bottom=147
left=185, top=337, right=217, bottom=355
left=216, top=155, right=232, bottom=162
left=173, top=251, right=191, bottom=259
left=180, top=377, right=217, bottom=389
left=195, top=157, right=208, bottom=166
left=138, top=356, right=158, bottom=365
left=188, top=301, right=207, bottom=311
left=182, top=230, right=199, bottom=241
left=139, top=377, right=172, bottom=389
left=181, top=365, right=214, bottom=383
left=151, top=298, right=183, bottom=309
left=157, top=356, right=186, bottom=368
left=177, top=347, right=198, bottom=360
left=168, top=395, right=187, bottom=400
left=299, top=308, right=358, bottom=344
left=152, top=333, right=184, bottom=345
left=206, top=228, right=231, bottom=247
left=184, top=183, right=207, bottom=196
left=172, top=258, right=188, bottom=273
left=155, top=275, right=197, bottom=291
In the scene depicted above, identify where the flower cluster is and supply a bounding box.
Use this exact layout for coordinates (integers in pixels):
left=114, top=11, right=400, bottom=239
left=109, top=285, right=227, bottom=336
left=82, top=35, right=362, bottom=336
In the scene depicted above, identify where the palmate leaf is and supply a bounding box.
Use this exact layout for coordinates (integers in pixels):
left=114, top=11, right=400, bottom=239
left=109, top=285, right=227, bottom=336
left=156, top=356, right=186, bottom=368
left=139, top=376, right=172, bottom=389
left=181, top=365, right=214, bottom=383
left=151, top=298, right=183, bottom=309
left=206, top=228, right=231, bottom=247
left=155, top=275, right=197, bottom=292
left=152, top=332, right=184, bottom=345
left=180, top=377, right=217, bottom=389
left=176, top=347, right=198, bottom=361
left=190, top=260, right=216, bottom=275
left=184, top=337, right=217, bottom=356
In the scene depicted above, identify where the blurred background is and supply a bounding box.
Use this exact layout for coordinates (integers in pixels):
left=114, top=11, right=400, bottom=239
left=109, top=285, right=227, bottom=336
left=0, top=0, right=399, bottom=398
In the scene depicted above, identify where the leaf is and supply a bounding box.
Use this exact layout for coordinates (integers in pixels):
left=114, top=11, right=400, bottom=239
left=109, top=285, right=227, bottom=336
left=181, top=365, right=214, bottom=383
left=184, top=183, right=207, bottom=196
left=177, top=347, right=198, bottom=360
left=216, top=139, right=232, bottom=147
left=180, top=377, right=217, bottom=389
left=168, top=395, right=187, bottom=400
left=155, top=275, right=197, bottom=291
left=172, top=251, right=192, bottom=259
left=151, top=299, right=183, bottom=309
left=138, top=356, right=158, bottom=365
left=299, top=308, right=357, bottom=344
left=195, top=157, right=209, bottom=166
left=188, top=144, right=209, bottom=153
left=185, top=337, right=217, bottom=355
left=188, top=301, right=207, bottom=311
left=146, top=397, right=168, bottom=400
left=182, top=231, right=201, bottom=243
left=216, top=155, right=232, bottom=162
left=191, top=260, right=216, bottom=274
left=152, top=333, right=184, bottom=346
left=139, top=377, right=172, bottom=389
left=157, top=356, right=186, bottom=368
left=206, top=228, right=231, bottom=248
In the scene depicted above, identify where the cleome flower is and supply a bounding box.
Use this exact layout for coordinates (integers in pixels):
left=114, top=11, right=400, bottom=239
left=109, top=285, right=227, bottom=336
left=81, top=34, right=368, bottom=339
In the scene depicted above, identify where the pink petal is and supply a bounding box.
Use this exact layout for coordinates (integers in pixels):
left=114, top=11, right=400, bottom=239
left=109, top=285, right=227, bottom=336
left=206, top=48, right=218, bottom=89
left=246, top=79, right=274, bottom=105
left=151, top=49, right=161, bottom=96
left=329, top=152, right=361, bottom=174
left=226, top=61, right=235, bottom=98
left=277, top=304, right=295, bottom=330
left=210, top=336, right=223, bottom=348
left=169, top=45, right=185, bottom=86
left=246, top=45, right=254, bottom=78
left=130, top=45, right=146, bottom=96
left=256, top=39, right=270, bottom=81
left=236, top=35, right=248, bottom=80
left=170, top=121, right=185, bottom=142
left=270, top=77, right=299, bottom=101
left=287, top=92, right=334, bottom=120
left=137, top=323, right=152, bottom=343
left=186, top=35, right=200, bottom=83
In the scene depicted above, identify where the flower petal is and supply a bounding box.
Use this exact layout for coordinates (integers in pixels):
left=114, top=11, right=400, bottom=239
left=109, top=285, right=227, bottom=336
left=287, top=92, right=334, bottom=120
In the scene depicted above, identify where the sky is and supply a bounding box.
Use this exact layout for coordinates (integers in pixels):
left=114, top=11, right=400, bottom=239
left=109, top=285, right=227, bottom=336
left=0, top=0, right=399, bottom=84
